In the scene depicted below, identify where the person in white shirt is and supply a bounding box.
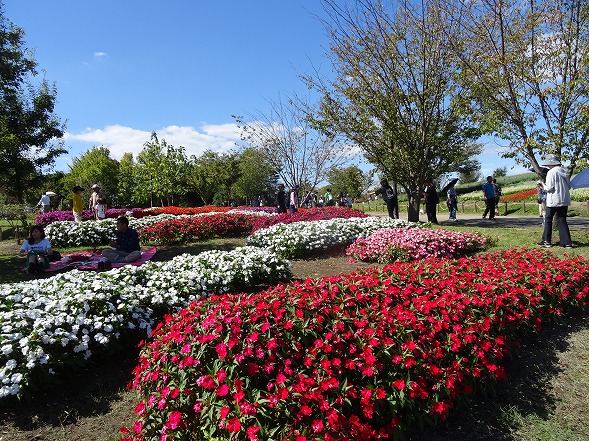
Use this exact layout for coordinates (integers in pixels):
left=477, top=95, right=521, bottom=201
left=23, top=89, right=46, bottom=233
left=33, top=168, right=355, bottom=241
left=37, top=192, right=51, bottom=213
left=20, top=225, right=55, bottom=272
left=95, top=197, right=107, bottom=220
left=539, top=154, right=573, bottom=248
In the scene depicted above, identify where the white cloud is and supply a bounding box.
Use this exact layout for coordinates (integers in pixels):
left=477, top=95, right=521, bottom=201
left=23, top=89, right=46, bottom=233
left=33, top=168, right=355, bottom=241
left=63, top=123, right=241, bottom=161
left=93, top=51, right=107, bottom=60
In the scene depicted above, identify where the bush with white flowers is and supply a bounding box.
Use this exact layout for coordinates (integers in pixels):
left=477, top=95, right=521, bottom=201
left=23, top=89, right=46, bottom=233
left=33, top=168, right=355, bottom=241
left=0, top=246, right=290, bottom=399
left=246, top=216, right=422, bottom=258
left=45, top=215, right=179, bottom=248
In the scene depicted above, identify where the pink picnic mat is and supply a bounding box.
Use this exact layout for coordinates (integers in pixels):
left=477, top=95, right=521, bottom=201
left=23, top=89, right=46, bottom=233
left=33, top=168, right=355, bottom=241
left=46, top=247, right=157, bottom=272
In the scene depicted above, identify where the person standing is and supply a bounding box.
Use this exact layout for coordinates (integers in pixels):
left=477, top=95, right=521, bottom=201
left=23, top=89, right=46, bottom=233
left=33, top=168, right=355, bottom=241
left=95, top=197, right=107, bottom=220
left=492, top=178, right=502, bottom=216
left=72, top=186, right=84, bottom=222
left=536, top=180, right=547, bottom=218
left=539, top=154, right=573, bottom=248
left=289, top=185, right=300, bottom=214
left=375, top=178, right=398, bottom=219
left=446, top=185, right=458, bottom=221
left=324, top=188, right=334, bottom=206
left=37, top=192, right=51, bottom=213
left=481, top=176, right=496, bottom=220
left=423, top=178, right=439, bottom=224
left=89, top=184, right=103, bottom=219
left=275, top=184, right=287, bottom=213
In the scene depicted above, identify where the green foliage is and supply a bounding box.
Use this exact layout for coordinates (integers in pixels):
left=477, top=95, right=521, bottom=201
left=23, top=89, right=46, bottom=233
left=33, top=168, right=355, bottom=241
left=311, top=0, right=482, bottom=221
left=493, top=166, right=508, bottom=178
left=450, top=0, right=589, bottom=171
left=190, top=150, right=239, bottom=205
left=326, top=164, right=374, bottom=198
left=134, top=133, right=190, bottom=207
left=0, top=10, right=66, bottom=203
left=64, top=146, right=119, bottom=206
left=231, top=148, right=278, bottom=204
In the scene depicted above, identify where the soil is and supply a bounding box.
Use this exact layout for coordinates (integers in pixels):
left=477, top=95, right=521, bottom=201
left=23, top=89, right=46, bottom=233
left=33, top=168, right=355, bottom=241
left=0, top=242, right=588, bottom=441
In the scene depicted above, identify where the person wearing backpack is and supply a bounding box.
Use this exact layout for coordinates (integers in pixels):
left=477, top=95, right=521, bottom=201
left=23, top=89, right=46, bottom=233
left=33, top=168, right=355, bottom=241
left=375, top=178, right=398, bottom=219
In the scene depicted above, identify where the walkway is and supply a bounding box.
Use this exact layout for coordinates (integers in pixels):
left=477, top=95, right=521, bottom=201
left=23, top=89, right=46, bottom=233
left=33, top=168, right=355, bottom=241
left=391, top=212, right=589, bottom=230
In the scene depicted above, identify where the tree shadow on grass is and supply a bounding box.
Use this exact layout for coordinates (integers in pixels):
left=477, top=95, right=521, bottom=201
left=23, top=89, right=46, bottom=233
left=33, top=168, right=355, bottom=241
left=407, top=314, right=589, bottom=441
left=0, top=342, right=140, bottom=434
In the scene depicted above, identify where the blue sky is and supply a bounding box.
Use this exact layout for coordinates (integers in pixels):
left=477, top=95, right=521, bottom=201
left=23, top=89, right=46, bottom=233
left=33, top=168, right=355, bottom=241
left=5, top=0, right=525, bottom=180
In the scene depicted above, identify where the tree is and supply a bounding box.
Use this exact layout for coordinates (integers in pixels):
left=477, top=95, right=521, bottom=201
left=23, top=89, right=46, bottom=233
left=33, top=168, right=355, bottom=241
left=448, top=0, right=589, bottom=174
left=0, top=6, right=66, bottom=202
left=235, top=94, right=353, bottom=197
left=308, top=0, right=482, bottom=221
left=65, top=146, right=119, bottom=206
left=492, top=166, right=508, bottom=178
left=135, top=133, right=190, bottom=207
left=326, top=165, right=374, bottom=198
left=232, top=148, right=279, bottom=205
left=117, top=153, right=139, bottom=207
left=189, top=150, right=239, bottom=205
left=458, top=161, right=482, bottom=183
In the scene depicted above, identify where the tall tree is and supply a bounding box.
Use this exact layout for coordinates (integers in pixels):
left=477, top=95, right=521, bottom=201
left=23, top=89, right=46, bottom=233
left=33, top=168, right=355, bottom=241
left=117, top=152, right=139, bottom=207
left=0, top=6, right=66, bottom=202
left=309, top=0, right=482, bottom=221
left=65, top=146, right=119, bottom=206
left=189, top=150, right=239, bottom=205
left=326, top=164, right=374, bottom=198
left=232, top=148, right=279, bottom=205
left=235, top=94, right=353, bottom=196
left=135, top=133, right=190, bottom=207
left=448, top=0, right=589, bottom=174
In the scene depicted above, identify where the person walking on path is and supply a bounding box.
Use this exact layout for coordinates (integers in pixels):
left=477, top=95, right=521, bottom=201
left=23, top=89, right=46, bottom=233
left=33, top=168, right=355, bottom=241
left=481, top=176, right=496, bottom=220
left=539, top=154, right=573, bottom=248
left=72, top=186, right=84, bottom=222
left=374, top=178, right=398, bottom=219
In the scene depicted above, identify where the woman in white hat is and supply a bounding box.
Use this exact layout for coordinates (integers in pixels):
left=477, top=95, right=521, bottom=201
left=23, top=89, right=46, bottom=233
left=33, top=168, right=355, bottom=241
left=539, top=154, right=573, bottom=248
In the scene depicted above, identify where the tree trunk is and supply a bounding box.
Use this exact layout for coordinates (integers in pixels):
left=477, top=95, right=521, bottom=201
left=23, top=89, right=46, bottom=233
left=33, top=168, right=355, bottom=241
left=407, top=191, right=421, bottom=223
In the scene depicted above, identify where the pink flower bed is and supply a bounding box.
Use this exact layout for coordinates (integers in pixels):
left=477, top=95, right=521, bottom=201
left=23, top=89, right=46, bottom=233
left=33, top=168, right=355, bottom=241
left=346, top=228, right=490, bottom=263
left=122, top=249, right=589, bottom=440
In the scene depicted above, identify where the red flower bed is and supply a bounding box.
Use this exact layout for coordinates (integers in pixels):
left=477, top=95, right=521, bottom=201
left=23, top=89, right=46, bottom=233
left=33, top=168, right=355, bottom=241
left=250, top=207, right=370, bottom=232
left=149, top=206, right=232, bottom=216
left=501, top=189, right=537, bottom=201
left=137, top=213, right=255, bottom=244
left=123, top=249, right=589, bottom=440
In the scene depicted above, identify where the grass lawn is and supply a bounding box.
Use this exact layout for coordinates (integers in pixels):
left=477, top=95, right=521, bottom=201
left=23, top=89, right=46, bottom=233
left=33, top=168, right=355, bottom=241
left=0, top=222, right=588, bottom=440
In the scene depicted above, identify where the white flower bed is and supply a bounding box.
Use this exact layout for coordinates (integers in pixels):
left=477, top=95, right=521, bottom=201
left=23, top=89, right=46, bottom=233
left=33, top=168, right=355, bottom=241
left=0, top=246, right=290, bottom=398
left=45, top=214, right=179, bottom=248
left=246, top=216, right=421, bottom=258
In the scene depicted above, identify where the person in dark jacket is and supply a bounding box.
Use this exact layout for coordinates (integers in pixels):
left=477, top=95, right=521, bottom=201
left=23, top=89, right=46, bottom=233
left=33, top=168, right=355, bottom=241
left=423, top=178, right=439, bottom=224
left=102, top=217, right=141, bottom=262
left=374, top=178, right=398, bottom=219
left=275, top=184, right=287, bottom=213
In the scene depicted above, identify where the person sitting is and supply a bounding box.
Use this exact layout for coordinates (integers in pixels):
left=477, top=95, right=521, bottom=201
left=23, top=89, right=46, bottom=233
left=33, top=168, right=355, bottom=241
left=20, top=225, right=56, bottom=273
left=101, top=216, right=142, bottom=263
